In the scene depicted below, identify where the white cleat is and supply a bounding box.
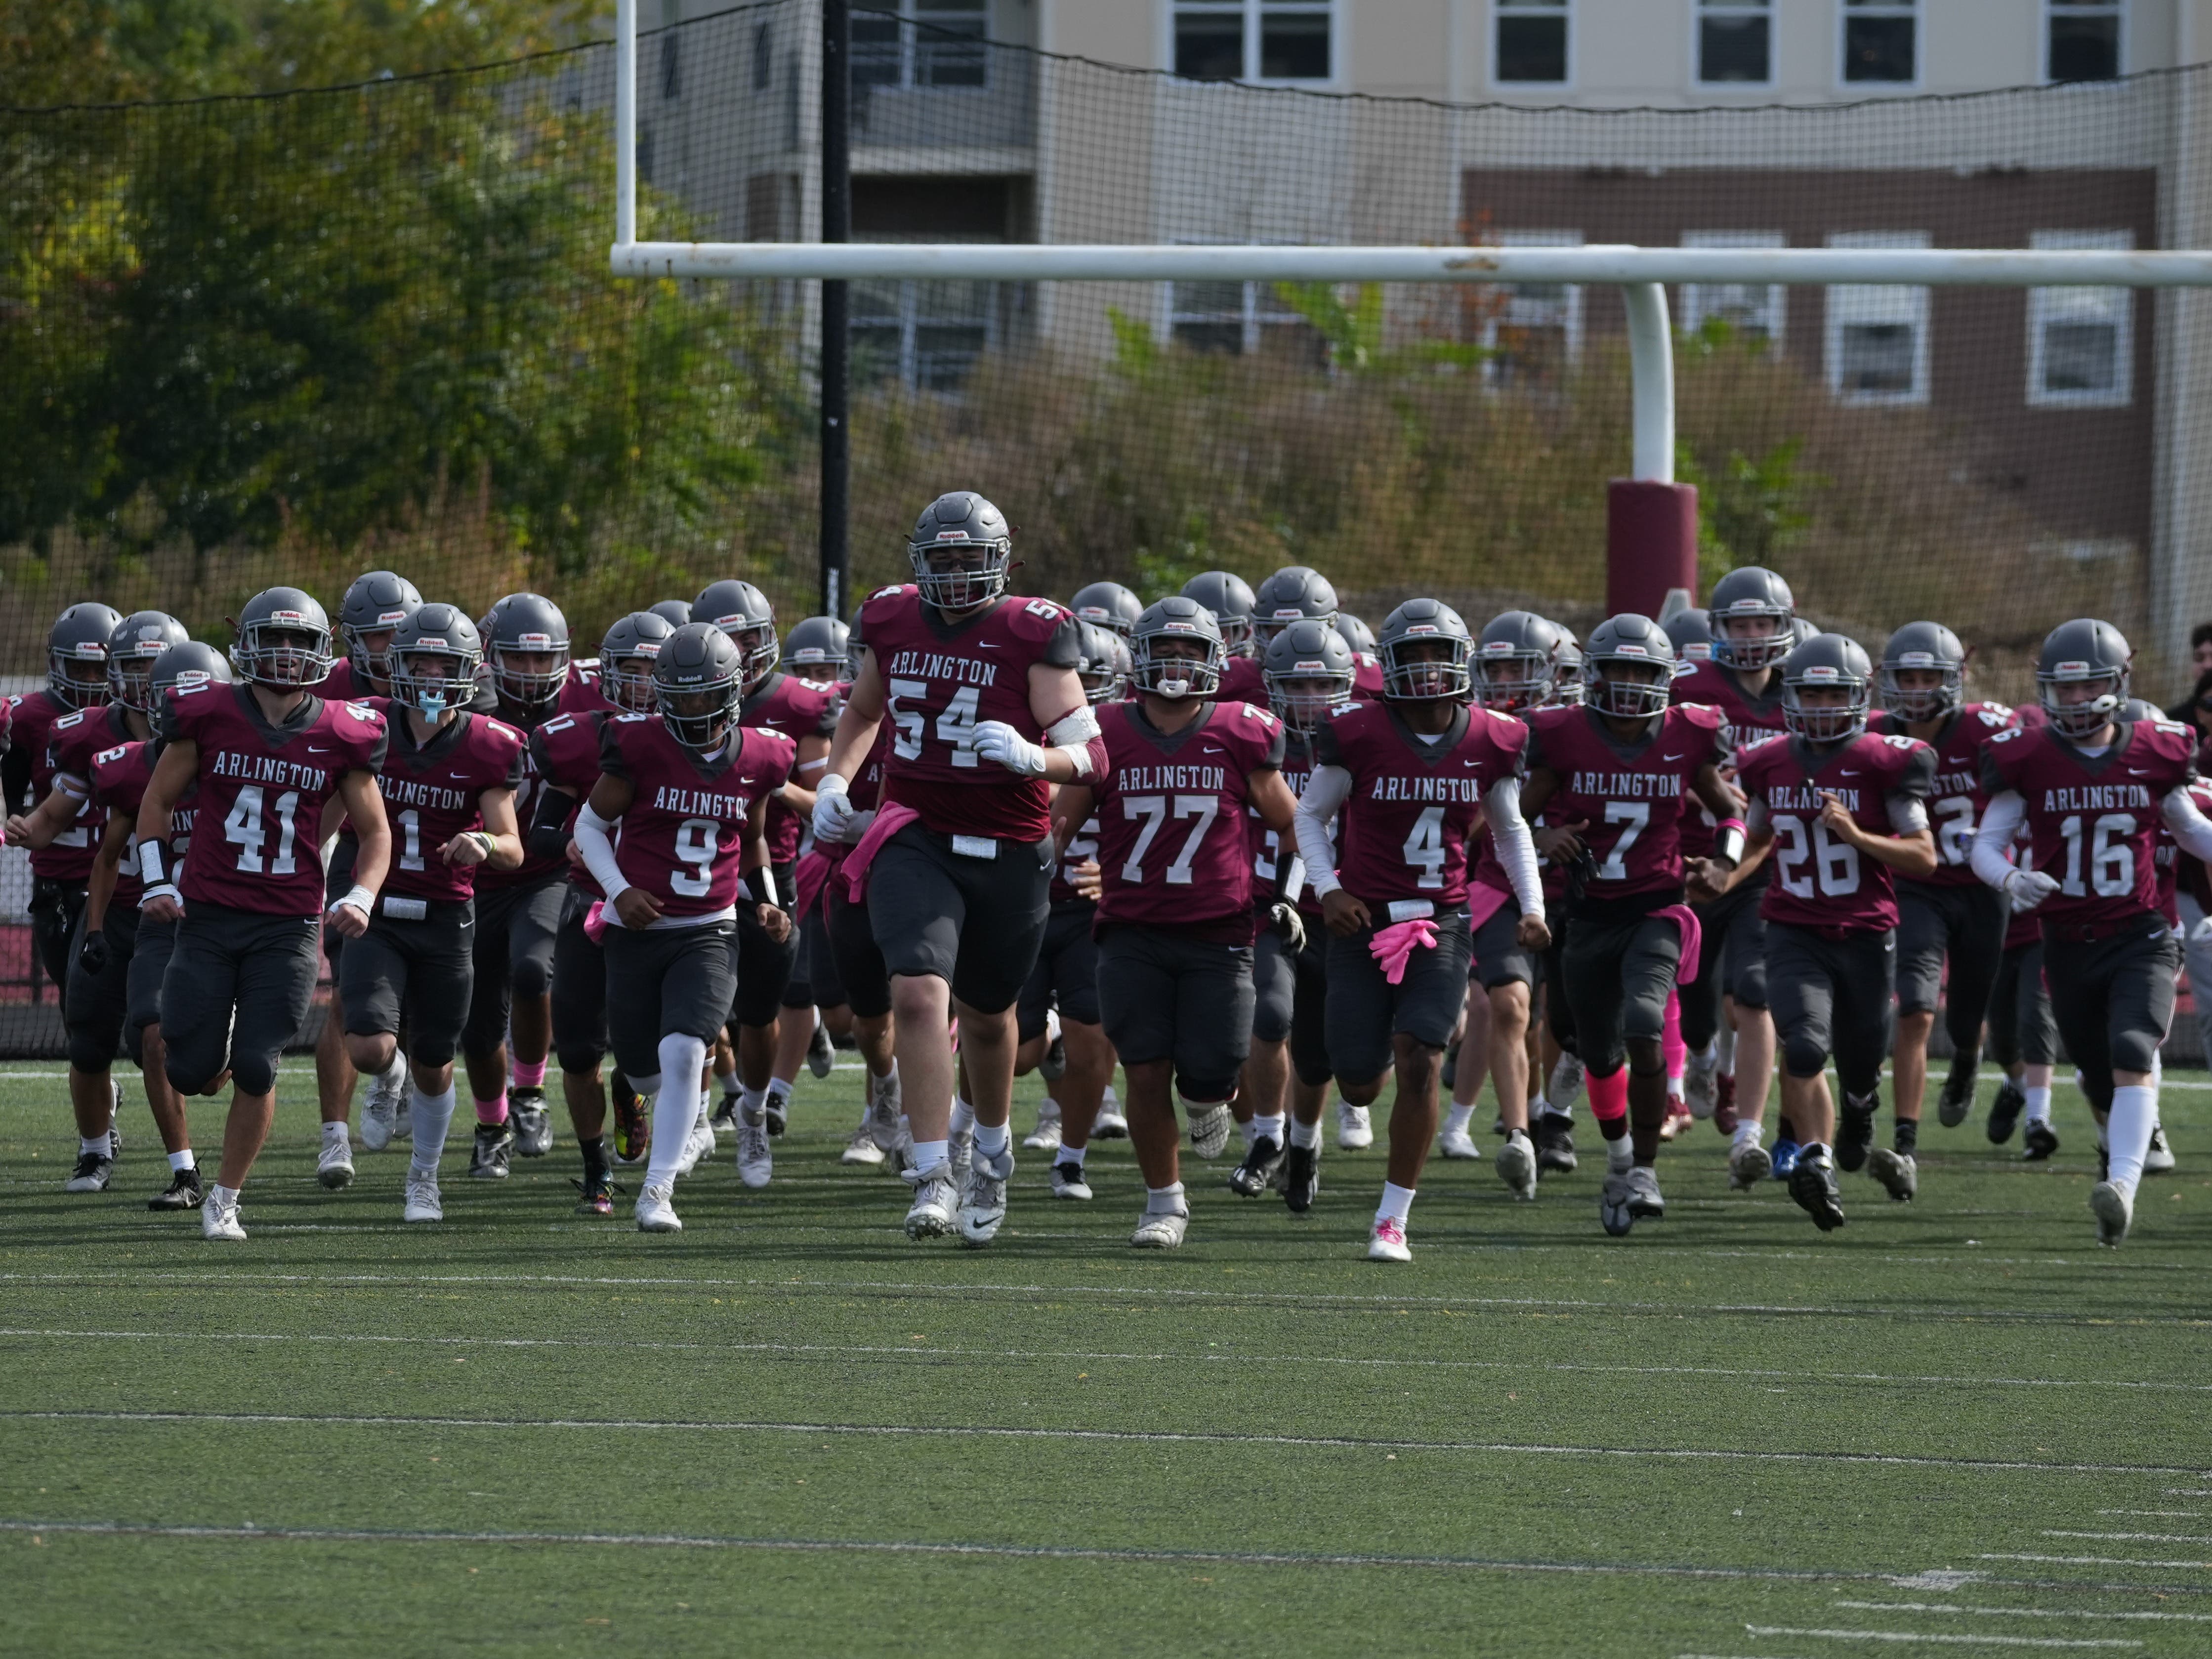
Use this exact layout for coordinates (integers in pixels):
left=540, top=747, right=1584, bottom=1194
left=1438, top=1123, right=1482, bottom=1161
left=1050, top=1159, right=1093, bottom=1201
left=2144, top=1124, right=2176, bottom=1175
left=1022, top=1100, right=1064, bottom=1152
left=1728, top=1139, right=1773, bottom=1191
left=360, top=1062, right=407, bottom=1152
left=2089, top=1180, right=2133, bottom=1247
left=867, top=1069, right=904, bottom=1147
left=1547, top=1052, right=1586, bottom=1114
left=840, top=1120, right=888, bottom=1166
left=904, top=1161, right=960, bottom=1240
left=1683, top=1051, right=1718, bottom=1120
left=1187, top=1103, right=1233, bottom=1160
left=1092, top=1087, right=1129, bottom=1140
left=64, top=1151, right=114, bottom=1193
left=1366, top=1215, right=1411, bottom=1262
left=674, top=1110, right=713, bottom=1178
left=1336, top=1101, right=1374, bottom=1152
left=735, top=1116, right=773, bottom=1189
left=694, top=1101, right=718, bottom=1160
left=393, top=1095, right=412, bottom=1143
left=948, top=1122, right=973, bottom=1179
left=201, top=1190, right=247, bottom=1242
left=316, top=1135, right=355, bottom=1190
left=959, top=1145, right=1013, bottom=1246
left=402, top=1171, right=443, bottom=1223
left=1494, top=1129, right=1538, bottom=1201
left=1131, top=1202, right=1189, bottom=1249
left=635, top=1181, right=683, bottom=1233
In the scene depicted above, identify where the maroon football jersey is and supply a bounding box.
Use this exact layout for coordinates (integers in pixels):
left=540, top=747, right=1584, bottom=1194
left=362, top=701, right=527, bottom=902
left=741, top=669, right=839, bottom=864
left=1671, top=660, right=1789, bottom=750
left=1255, top=726, right=1329, bottom=916
left=1351, top=655, right=1384, bottom=697
left=474, top=675, right=604, bottom=893
left=15, top=690, right=104, bottom=881
left=1737, top=729, right=1935, bottom=932
left=48, top=705, right=143, bottom=890
left=1313, top=701, right=1528, bottom=910
left=1872, top=702, right=2015, bottom=889
left=528, top=708, right=613, bottom=899
left=1982, top=716, right=2198, bottom=928
left=864, top=583, right=1086, bottom=841
left=1089, top=699, right=1285, bottom=931
left=84, top=738, right=163, bottom=907
left=158, top=683, right=387, bottom=916
left=1216, top=655, right=1266, bottom=705
left=599, top=714, right=795, bottom=918
left=321, top=658, right=361, bottom=702
left=1526, top=702, right=1729, bottom=901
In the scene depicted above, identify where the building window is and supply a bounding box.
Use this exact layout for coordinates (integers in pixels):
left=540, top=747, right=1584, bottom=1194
left=752, top=22, right=775, bottom=92
left=1167, top=277, right=1319, bottom=360
left=1697, top=0, right=1772, bottom=85
left=853, top=276, right=998, bottom=392
left=1842, top=0, right=1915, bottom=84
left=853, top=0, right=988, bottom=90
left=1496, top=0, right=1569, bottom=84
left=2027, top=230, right=2133, bottom=408
left=1173, top=2, right=1335, bottom=83
left=2047, top=0, right=2124, bottom=82
left=1825, top=230, right=1931, bottom=406
left=1679, top=231, right=1786, bottom=346
left=1479, top=231, right=1583, bottom=390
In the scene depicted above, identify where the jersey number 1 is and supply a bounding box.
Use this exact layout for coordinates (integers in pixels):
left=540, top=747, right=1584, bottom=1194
left=224, top=784, right=302, bottom=875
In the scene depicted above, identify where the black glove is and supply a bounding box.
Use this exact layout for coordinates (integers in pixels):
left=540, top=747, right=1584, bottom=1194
left=1268, top=901, right=1306, bottom=953
left=77, top=928, right=110, bottom=977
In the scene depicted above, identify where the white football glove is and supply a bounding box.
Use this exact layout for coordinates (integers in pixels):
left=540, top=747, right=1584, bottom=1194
left=812, top=775, right=858, bottom=845
left=972, top=719, right=1049, bottom=779
left=2003, top=866, right=2061, bottom=912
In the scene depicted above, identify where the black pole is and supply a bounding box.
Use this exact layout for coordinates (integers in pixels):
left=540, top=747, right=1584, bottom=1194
left=820, top=0, right=851, bottom=623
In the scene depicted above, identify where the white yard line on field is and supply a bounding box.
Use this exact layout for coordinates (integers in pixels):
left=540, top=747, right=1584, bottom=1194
left=1746, top=1626, right=2139, bottom=1649
left=3, top=1409, right=2203, bottom=1476
left=1982, top=1554, right=2212, bottom=1570
left=1836, top=1601, right=2212, bottom=1624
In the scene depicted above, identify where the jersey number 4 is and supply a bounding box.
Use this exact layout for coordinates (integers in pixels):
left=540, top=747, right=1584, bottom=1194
left=223, top=783, right=303, bottom=875
left=888, top=679, right=980, bottom=768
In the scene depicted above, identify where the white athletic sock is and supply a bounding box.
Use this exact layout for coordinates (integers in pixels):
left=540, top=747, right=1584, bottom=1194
left=1443, top=1103, right=1475, bottom=1137
left=79, top=1135, right=108, bottom=1158
left=1289, top=1117, right=1322, bottom=1150
left=209, top=1182, right=241, bottom=1209
left=1733, top=1119, right=1764, bottom=1149
left=321, top=1120, right=349, bottom=1147
left=718, top=1069, right=741, bottom=1101
left=1252, top=1112, right=1286, bottom=1146
left=739, top=1084, right=766, bottom=1121
left=1239, top=1116, right=1259, bottom=1151
left=1667, top=1077, right=1686, bottom=1102
left=378, top=1052, right=408, bottom=1093
left=1607, top=1136, right=1634, bottom=1173
left=2106, top=1084, right=2157, bottom=1196
left=912, top=1137, right=950, bottom=1172
left=1375, top=1181, right=1415, bottom=1225
left=2025, top=1085, right=2053, bottom=1125
left=951, top=1097, right=976, bottom=1138
left=408, top=1085, right=457, bottom=1173
left=1062, top=1142, right=1087, bottom=1169
left=167, top=1149, right=196, bottom=1172
left=1146, top=1180, right=1186, bottom=1213
left=765, top=1077, right=793, bottom=1109
left=972, top=1121, right=1010, bottom=1160
left=1528, top=1093, right=1550, bottom=1118
left=1694, top=1040, right=1718, bottom=1065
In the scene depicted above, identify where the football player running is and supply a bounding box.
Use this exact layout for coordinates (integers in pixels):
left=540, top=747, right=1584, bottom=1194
left=1049, top=597, right=1296, bottom=1247
left=1517, top=615, right=1741, bottom=1236
left=1971, top=620, right=2212, bottom=1246
left=338, top=606, right=526, bottom=1219
left=1872, top=623, right=2015, bottom=1146
left=767, top=615, right=856, bottom=1104
left=1183, top=571, right=1265, bottom=704
left=136, top=587, right=391, bottom=1241
left=1717, top=634, right=1937, bottom=1229
left=574, top=623, right=795, bottom=1235
left=814, top=492, right=1104, bottom=1246
left=1293, top=600, right=1548, bottom=1261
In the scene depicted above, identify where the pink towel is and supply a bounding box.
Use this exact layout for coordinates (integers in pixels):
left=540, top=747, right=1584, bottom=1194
left=1463, top=880, right=1510, bottom=933
left=793, top=848, right=834, bottom=921
left=582, top=899, right=609, bottom=943
left=843, top=801, right=921, bottom=905
left=1656, top=902, right=1703, bottom=985
left=1369, top=917, right=1439, bottom=985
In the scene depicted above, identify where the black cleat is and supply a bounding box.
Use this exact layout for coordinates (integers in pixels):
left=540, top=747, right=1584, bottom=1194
left=1789, top=1146, right=1847, bottom=1232
left=468, top=1120, right=514, bottom=1180
left=63, top=1151, right=114, bottom=1193
left=1937, top=1049, right=1980, bottom=1127
left=764, top=1094, right=787, bottom=1137
left=1281, top=1142, right=1320, bottom=1214
left=1228, top=1136, right=1284, bottom=1197
left=571, top=1170, right=620, bottom=1216
left=1039, top=1032, right=1067, bottom=1083
left=807, top=1019, right=835, bottom=1079
left=1835, top=1098, right=1877, bottom=1174
left=1534, top=1112, right=1578, bottom=1175
left=709, top=1092, right=740, bottom=1131
left=147, top=1165, right=204, bottom=1210
left=2022, top=1120, right=2060, bottom=1161
left=1986, top=1078, right=2026, bottom=1145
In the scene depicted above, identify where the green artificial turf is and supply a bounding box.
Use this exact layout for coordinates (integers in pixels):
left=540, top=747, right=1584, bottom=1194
left=3, top=1059, right=2209, bottom=1657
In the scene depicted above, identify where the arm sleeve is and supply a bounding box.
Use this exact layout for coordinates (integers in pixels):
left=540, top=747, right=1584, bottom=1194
left=1746, top=797, right=1772, bottom=838
left=1886, top=793, right=1930, bottom=834
left=2, top=740, right=31, bottom=816
left=574, top=802, right=630, bottom=899
left=1970, top=790, right=2028, bottom=889
left=1483, top=776, right=1544, bottom=922
left=1293, top=764, right=1354, bottom=898
left=527, top=784, right=578, bottom=861
left=2161, top=787, right=2212, bottom=863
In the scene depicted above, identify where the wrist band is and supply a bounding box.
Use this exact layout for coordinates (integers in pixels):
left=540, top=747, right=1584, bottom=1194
left=139, top=843, right=166, bottom=886
left=1712, top=818, right=1747, bottom=867
left=338, top=884, right=375, bottom=916
left=747, top=868, right=784, bottom=908
left=140, top=881, right=179, bottom=908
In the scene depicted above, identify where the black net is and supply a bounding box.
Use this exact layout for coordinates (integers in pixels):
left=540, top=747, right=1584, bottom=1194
left=3, top=0, right=2212, bottom=1049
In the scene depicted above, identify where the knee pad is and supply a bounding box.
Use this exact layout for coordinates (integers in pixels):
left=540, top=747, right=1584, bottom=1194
left=511, top=950, right=555, bottom=1001
left=555, top=1038, right=606, bottom=1078
left=230, top=1053, right=278, bottom=1098
left=1174, top=1074, right=1238, bottom=1105
left=66, top=1026, right=112, bottom=1076
left=122, top=1023, right=144, bottom=1070
left=1783, top=1036, right=1830, bottom=1080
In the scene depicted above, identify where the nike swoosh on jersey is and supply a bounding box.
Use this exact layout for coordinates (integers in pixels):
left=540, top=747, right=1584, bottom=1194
left=1838, top=769, right=1860, bottom=777
left=1661, top=753, right=1685, bottom=761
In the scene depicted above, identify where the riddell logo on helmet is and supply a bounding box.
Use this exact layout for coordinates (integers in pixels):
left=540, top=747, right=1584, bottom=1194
left=934, top=530, right=971, bottom=541
left=270, top=610, right=310, bottom=625
left=1405, top=623, right=1438, bottom=636
left=376, top=609, right=409, bottom=624
left=513, top=632, right=556, bottom=649
left=1801, top=666, right=1841, bottom=682
left=63, top=644, right=106, bottom=659
left=1898, top=651, right=1935, bottom=667
left=1614, top=644, right=1650, bottom=657
left=2053, top=660, right=2092, bottom=675
left=1480, top=641, right=1512, bottom=655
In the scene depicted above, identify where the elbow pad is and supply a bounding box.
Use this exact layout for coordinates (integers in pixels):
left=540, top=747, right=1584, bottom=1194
left=1046, top=707, right=1102, bottom=779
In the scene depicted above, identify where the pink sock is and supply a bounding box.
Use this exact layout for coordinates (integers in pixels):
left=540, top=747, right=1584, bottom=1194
left=511, top=1060, right=546, bottom=1090
left=1662, top=993, right=1686, bottom=1084
left=1587, top=1066, right=1629, bottom=1123
left=475, top=1093, right=508, bottom=1126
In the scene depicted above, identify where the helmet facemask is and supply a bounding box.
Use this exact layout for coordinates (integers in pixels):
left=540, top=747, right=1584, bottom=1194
left=237, top=619, right=333, bottom=690
left=911, top=536, right=1010, bottom=613
left=1132, top=628, right=1222, bottom=700
left=1879, top=661, right=1963, bottom=723
left=656, top=678, right=742, bottom=753
left=1587, top=656, right=1672, bottom=720
left=2039, top=664, right=2128, bottom=742
left=718, top=621, right=779, bottom=692
left=1473, top=645, right=1549, bottom=712
left=1267, top=667, right=1353, bottom=733
left=108, top=646, right=165, bottom=712
left=1782, top=669, right=1871, bottom=744
left=391, top=643, right=480, bottom=719
left=1711, top=606, right=1794, bottom=672
left=492, top=640, right=569, bottom=708
left=603, top=653, right=661, bottom=714
left=1385, top=633, right=1473, bottom=703
left=49, top=645, right=112, bottom=710
left=344, top=609, right=414, bottom=687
